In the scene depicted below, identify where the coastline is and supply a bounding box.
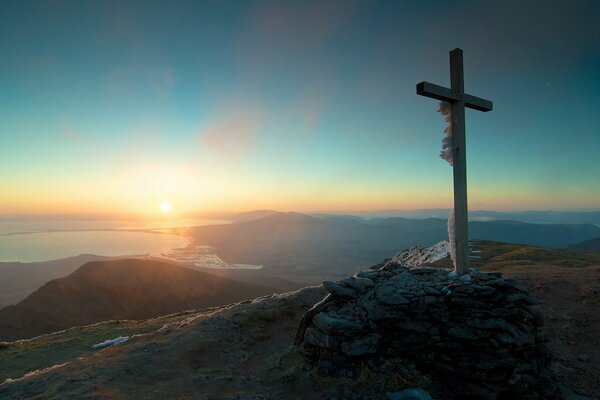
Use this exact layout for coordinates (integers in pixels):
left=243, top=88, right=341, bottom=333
left=0, top=229, right=190, bottom=264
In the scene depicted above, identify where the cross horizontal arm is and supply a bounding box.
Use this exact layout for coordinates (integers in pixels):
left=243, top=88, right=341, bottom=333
left=464, top=94, right=493, bottom=112
left=417, top=82, right=493, bottom=112
left=416, top=82, right=458, bottom=102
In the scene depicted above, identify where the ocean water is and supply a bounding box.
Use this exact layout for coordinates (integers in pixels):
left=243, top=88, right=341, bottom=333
left=0, top=231, right=190, bottom=263
left=0, top=218, right=231, bottom=235
left=0, top=218, right=230, bottom=263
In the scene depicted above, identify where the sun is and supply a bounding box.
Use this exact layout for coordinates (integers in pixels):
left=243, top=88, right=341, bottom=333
left=159, top=202, right=172, bottom=213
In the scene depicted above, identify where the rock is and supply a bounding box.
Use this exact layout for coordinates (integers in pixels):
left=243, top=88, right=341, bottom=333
left=447, top=325, right=481, bottom=340
left=386, top=388, right=433, bottom=400
left=323, top=281, right=357, bottom=299
left=376, top=285, right=410, bottom=305
left=342, top=276, right=375, bottom=292
left=409, top=266, right=437, bottom=274
left=392, top=240, right=449, bottom=267
left=303, top=327, right=339, bottom=350
left=312, top=313, right=364, bottom=336
left=340, top=333, right=381, bottom=356
left=577, top=354, right=590, bottom=362
left=357, top=270, right=381, bottom=279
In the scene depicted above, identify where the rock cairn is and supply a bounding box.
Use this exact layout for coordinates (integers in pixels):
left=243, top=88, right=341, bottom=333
left=295, top=261, right=559, bottom=400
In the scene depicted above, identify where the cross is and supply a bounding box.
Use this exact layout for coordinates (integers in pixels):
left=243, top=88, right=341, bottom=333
left=416, top=48, right=493, bottom=274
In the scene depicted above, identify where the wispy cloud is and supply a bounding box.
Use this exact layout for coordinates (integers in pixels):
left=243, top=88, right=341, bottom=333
left=197, top=104, right=266, bottom=159
left=285, top=86, right=330, bottom=136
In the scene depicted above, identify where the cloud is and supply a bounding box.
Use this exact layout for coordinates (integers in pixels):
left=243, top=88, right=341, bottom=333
left=286, top=88, right=328, bottom=136
left=198, top=105, right=265, bottom=159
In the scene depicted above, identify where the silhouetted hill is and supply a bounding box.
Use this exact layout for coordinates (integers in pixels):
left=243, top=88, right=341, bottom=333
left=567, top=237, right=600, bottom=253
left=0, top=254, right=118, bottom=308
left=0, top=259, right=276, bottom=341
left=231, top=210, right=277, bottom=222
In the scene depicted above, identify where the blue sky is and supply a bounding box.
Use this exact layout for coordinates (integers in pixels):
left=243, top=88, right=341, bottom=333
left=1, top=0, right=599, bottom=214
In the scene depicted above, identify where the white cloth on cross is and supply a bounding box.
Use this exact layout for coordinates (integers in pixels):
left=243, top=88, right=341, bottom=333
left=438, top=101, right=453, bottom=165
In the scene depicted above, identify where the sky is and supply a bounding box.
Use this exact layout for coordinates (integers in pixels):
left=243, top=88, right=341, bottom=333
left=1, top=0, right=599, bottom=216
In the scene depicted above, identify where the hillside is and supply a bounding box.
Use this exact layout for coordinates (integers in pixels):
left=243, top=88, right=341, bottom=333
left=1, top=241, right=599, bottom=399
left=0, top=259, right=278, bottom=341
left=567, top=237, right=600, bottom=253
left=0, top=254, right=117, bottom=308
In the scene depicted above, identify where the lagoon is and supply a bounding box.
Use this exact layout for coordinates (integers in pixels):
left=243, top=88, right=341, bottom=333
left=0, top=230, right=189, bottom=263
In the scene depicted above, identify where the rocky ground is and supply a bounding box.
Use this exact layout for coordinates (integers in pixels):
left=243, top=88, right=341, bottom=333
left=297, top=262, right=557, bottom=399
left=0, top=240, right=598, bottom=399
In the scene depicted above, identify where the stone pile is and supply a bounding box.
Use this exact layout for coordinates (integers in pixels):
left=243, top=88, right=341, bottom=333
left=295, top=261, right=559, bottom=400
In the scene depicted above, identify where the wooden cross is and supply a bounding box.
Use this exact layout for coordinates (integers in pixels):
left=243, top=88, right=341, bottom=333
left=416, top=48, right=493, bottom=274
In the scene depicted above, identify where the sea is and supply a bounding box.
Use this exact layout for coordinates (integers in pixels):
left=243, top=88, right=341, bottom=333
left=0, top=217, right=230, bottom=263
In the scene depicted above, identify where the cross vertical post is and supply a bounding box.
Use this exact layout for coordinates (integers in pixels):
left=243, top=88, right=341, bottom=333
left=450, top=49, right=469, bottom=274
left=416, top=48, right=493, bottom=274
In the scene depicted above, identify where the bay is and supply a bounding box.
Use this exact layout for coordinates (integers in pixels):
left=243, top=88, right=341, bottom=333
left=0, top=230, right=190, bottom=263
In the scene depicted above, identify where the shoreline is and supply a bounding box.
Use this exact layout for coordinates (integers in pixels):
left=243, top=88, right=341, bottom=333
left=0, top=227, right=263, bottom=270
left=0, top=229, right=191, bottom=264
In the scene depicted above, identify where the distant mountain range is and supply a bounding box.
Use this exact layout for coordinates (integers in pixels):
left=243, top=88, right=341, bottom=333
left=174, top=212, right=600, bottom=280
left=313, top=209, right=600, bottom=225
left=3, top=212, right=599, bottom=311
left=0, top=259, right=278, bottom=341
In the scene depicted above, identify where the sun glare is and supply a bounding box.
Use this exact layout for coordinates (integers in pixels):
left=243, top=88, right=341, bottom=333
left=160, top=202, right=172, bottom=213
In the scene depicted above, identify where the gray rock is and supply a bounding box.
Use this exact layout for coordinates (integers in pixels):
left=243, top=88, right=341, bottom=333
left=303, top=327, right=339, bottom=350
left=362, top=299, right=405, bottom=321
left=323, top=280, right=357, bottom=299
left=340, top=333, right=381, bottom=356
left=423, top=286, right=441, bottom=295
left=447, top=325, right=481, bottom=340
left=342, top=276, right=375, bottom=292
left=312, top=313, right=364, bottom=336
left=377, top=285, right=410, bottom=305
left=409, top=266, right=437, bottom=274
left=386, top=388, right=432, bottom=400
left=357, top=270, right=381, bottom=279
left=389, top=272, right=419, bottom=287
left=394, top=320, right=430, bottom=333
left=466, top=318, right=518, bottom=333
